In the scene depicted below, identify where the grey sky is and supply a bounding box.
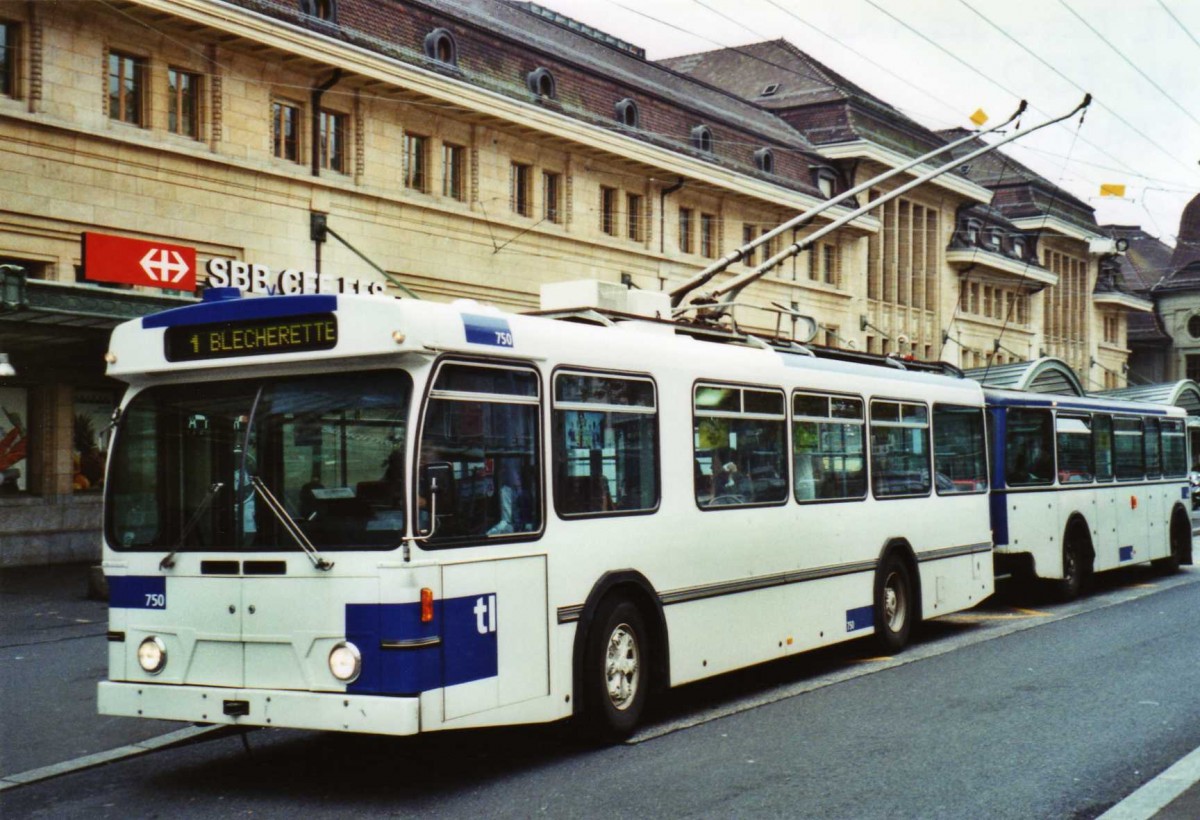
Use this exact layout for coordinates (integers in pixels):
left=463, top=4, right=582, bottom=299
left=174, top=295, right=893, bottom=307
left=541, top=0, right=1200, bottom=261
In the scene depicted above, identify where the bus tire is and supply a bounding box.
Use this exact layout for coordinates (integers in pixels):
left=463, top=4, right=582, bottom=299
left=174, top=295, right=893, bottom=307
left=583, top=597, right=648, bottom=742
left=874, top=552, right=915, bottom=653
left=1154, top=509, right=1191, bottom=573
left=1051, top=531, right=1089, bottom=601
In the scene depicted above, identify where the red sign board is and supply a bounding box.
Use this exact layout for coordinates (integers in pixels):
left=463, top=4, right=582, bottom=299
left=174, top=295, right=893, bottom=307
left=82, top=232, right=197, bottom=292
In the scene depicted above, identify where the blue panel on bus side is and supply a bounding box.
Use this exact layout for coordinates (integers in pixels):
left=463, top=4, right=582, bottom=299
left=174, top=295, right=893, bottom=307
left=990, top=491, right=1010, bottom=546
left=1119, top=546, right=1134, bottom=562
left=845, top=605, right=873, bottom=633
left=109, top=576, right=167, bottom=609
left=346, top=594, right=499, bottom=696
left=462, top=314, right=513, bottom=347
left=141, top=295, right=338, bottom=329
left=1183, top=487, right=1190, bottom=501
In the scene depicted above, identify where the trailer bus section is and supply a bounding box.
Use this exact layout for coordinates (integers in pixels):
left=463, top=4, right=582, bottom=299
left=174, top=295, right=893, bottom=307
left=985, top=388, right=1192, bottom=599
left=97, top=289, right=993, bottom=739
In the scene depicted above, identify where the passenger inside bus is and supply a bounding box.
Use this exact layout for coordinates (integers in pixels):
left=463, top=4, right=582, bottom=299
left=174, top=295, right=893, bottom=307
left=487, top=459, right=530, bottom=535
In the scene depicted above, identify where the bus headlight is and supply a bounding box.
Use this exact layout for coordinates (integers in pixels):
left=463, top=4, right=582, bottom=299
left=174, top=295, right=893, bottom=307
left=328, top=642, right=361, bottom=683
left=137, top=637, right=167, bottom=674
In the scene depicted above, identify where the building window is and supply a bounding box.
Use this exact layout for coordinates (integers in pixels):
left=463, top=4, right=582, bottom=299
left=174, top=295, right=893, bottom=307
left=271, top=99, right=301, bottom=162
left=1188, top=315, right=1200, bottom=339
left=301, top=0, right=336, bottom=21
left=754, top=148, right=774, bottom=175
left=600, top=186, right=618, bottom=236
left=405, top=134, right=429, bottom=192
left=679, top=207, right=694, bottom=254
left=691, top=125, right=713, bottom=154
left=75, top=391, right=118, bottom=493
left=700, top=213, right=716, bottom=258
left=167, top=68, right=200, bottom=138
left=815, top=170, right=836, bottom=198
left=1103, top=314, right=1119, bottom=345
left=1188, top=355, right=1200, bottom=382
left=318, top=109, right=346, bottom=172
left=0, top=22, right=17, bottom=98
left=0, top=384, right=27, bottom=493
left=108, top=51, right=145, bottom=126
left=615, top=98, right=639, bottom=128
left=442, top=143, right=465, bottom=201
left=527, top=67, right=556, bottom=99
left=424, top=28, right=458, bottom=66
left=627, top=193, right=643, bottom=241
left=543, top=171, right=561, bottom=223
left=761, top=83, right=779, bottom=97
left=743, top=224, right=758, bottom=267
left=511, top=162, right=531, bottom=216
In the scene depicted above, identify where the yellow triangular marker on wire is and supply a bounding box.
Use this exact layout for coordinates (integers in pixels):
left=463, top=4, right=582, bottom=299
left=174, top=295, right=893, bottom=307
left=970, top=108, right=988, bottom=126
left=1100, top=183, right=1126, bottom=197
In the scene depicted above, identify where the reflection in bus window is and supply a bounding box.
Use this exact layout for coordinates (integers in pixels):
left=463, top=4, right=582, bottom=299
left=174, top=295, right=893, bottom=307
left=418, top=363, right=541, bottom=543
left=871, top=401, right=930, bottom=497
left=694, top=384, right=787, bottom=507
left=1114, top=416, right=1144, bottom=480
left=1055, top=414, right=1093, bottom=483
left=1093, top=414, right=1114, bottom=481
left=933, top=404, right=987, bottom=494
left=1004, top=408, right=1054, bottom=486
left=792, top=393, right=865, bottom=502
left=552, top=372, right=658, bottom=516
left=1162, top=418, right=1187, bottom=477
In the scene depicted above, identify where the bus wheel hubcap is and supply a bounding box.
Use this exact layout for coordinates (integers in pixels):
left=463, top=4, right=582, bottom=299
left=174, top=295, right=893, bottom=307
left=884, top=573, right=905, bottom=631
left=605, top=624, right=639, bottom=710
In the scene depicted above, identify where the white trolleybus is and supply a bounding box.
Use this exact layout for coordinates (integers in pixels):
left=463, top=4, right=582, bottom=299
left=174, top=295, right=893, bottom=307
left=986, top=388, right=1192, bottom=599
left=97, top=283, right=995, bottom=740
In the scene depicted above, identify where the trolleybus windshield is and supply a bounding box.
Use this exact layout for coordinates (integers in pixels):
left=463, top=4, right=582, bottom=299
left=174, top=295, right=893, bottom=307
left=106, top=370, right=411, bottom=552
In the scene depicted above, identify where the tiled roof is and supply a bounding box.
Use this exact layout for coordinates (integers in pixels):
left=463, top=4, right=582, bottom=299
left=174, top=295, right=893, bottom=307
left=1159, top=193, right=1200, bottom=293
left=1101, top=224, right=1172, bottom=294
left=658, top=40, right=956, bottom=162
left=1126, top=310, right=1171, bottom=345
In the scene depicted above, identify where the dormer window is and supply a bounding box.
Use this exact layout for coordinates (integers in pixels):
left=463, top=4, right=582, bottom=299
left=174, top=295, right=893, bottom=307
left=300, top=0, right=336, bottom=22
left=754, top=147, right=774, bottom=174
left=691, top=124, right=713, bottom=154
left=986, top=229, right=1002, bottom=250
left=964, top=219, right=981, bottom=246
left=1011, top=237, right=1026, bottom=258
left=761, top=83, right=780, bottom=97
left=615, top=98, right=639, bottom=129
left=527, top=67, right=556, bottom=99
left=424, top=28, right=458, bottom=66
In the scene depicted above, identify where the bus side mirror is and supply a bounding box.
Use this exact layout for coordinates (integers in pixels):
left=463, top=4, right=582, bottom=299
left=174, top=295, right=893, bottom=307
left=419, top=462, right=453, bottom=536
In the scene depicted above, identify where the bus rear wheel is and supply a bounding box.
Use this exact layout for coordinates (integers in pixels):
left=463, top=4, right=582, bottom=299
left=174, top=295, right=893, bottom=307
left=874, top=553, right=915, bottom=653
left=1050, top=535, right=1089, bottom=601
left=583, top=597, right=648, bottom=742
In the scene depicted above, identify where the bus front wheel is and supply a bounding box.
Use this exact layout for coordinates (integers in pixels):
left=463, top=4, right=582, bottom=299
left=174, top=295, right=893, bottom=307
left=874, top=553, right=915, bottom=653
left=584, top=597, right=648, bottom=742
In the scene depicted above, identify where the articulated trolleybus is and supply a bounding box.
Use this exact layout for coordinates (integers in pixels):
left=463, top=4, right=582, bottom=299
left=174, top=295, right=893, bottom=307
left=98, top=283, right=993, bottom=739
left=987, top=388, right=1192, bottom=599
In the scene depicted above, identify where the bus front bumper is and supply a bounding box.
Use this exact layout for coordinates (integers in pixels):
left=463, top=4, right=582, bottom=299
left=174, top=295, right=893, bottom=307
left=98, top=681, right=420, bottom=736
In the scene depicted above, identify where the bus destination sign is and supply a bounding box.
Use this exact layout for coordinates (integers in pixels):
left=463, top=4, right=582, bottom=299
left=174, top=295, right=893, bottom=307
left=164, top=313, right=338, bottom=362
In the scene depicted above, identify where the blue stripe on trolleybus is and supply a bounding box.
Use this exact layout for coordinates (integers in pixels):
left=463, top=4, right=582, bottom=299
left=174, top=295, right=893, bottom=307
left=346, top=594, right=499, bottom=695
left=462, top=314, right=514, bottom=347
left=109, top=576, right=167, bottom=609
left=142, top=294, right=338, bottom=329
left=845, top=605, right=874, bottom=633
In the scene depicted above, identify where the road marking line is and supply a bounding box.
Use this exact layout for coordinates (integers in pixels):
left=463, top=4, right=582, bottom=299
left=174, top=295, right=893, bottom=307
left=0, top=725, right=224, bottom=792
left=1098, top=742, right=1200, bottom=819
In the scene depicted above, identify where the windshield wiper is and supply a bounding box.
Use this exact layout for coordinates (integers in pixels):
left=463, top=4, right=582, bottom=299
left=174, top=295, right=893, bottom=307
left=249, top=476, right=334, bottom=571
left=160, top=482, right=224, bottom=570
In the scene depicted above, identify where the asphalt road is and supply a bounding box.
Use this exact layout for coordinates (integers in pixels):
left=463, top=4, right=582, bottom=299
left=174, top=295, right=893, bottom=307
left=4, top=564, right=1200, bottom=818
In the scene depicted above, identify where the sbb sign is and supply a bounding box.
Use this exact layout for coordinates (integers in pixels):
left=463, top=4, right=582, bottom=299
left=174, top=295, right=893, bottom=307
left=205, top=258, right=386, bottom=296
left=82, top=232, right=197, bottom=292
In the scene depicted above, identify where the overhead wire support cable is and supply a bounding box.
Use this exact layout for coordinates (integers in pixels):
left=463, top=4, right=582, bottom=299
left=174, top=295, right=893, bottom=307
left=668, top=99, right=1028, bottom=308
left=693, top=95, right=1093, bottom=319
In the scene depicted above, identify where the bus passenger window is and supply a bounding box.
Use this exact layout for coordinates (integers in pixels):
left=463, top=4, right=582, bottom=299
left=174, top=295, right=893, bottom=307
left=792, top=393, right=866, bottom=502
left=418, top=362, right=541, bottom=544
left=694, top=384, right=787, bottom=508
left=552, top=372, right=658, bottom=517
left=933, top=405, right=987, bottom=494
left=1144, top=417, right=1161, bottom=478
left=1161, top=418, right=1187, bottom=477
left=1093, top=415, right=1114, bottom=481
left=1004, top=408, right=1053, bottom=486
left=1114, top=416, right=1144, bottom=481
left=870, top=401, right=931, bottom=497
left=1055, top=414, right=1093, bottom=483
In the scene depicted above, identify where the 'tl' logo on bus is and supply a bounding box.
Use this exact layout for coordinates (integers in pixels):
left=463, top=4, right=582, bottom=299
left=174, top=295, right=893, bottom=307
left=474, top=594, right=497, bottom=635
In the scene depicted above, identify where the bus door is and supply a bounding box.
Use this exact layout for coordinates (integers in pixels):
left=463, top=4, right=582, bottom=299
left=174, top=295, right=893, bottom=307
left=1142, top=418, right=1163, bottom=561
left=440, top=556, right=548, bottom=720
